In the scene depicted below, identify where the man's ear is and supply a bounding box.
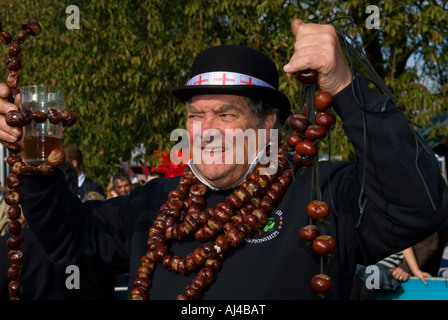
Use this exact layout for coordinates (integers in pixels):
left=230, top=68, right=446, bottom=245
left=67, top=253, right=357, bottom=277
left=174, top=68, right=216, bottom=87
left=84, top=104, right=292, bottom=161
left=264, top=113, right=276, bottom=130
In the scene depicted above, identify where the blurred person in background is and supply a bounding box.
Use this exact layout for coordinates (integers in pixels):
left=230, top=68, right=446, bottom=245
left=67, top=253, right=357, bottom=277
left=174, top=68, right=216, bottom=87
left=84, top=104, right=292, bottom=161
left=112, top=172, right=132, bottom=196
left=63, top=144, right=106, bottom=199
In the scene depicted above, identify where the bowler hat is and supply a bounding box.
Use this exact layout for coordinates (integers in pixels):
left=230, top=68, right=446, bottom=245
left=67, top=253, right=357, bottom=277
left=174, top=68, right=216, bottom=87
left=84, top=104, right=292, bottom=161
left=172, top=45, right=291, bottom=123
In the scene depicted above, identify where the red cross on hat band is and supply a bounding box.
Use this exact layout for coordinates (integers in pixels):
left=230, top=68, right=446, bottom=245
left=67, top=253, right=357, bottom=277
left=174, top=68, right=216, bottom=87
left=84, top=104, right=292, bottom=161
left=186, top=71, right=274, bottom=88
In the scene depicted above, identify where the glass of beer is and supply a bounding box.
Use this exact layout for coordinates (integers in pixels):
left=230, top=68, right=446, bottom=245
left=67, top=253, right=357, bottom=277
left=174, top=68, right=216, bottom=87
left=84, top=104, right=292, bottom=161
left=20, top=85, right=64, bottom=165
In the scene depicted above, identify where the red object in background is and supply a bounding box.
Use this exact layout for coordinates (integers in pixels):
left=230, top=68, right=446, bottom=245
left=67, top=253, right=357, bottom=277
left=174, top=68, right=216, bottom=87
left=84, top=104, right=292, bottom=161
left=141, top=162, right=151, bottom=176
left=152, top=149, right=188, bottom=177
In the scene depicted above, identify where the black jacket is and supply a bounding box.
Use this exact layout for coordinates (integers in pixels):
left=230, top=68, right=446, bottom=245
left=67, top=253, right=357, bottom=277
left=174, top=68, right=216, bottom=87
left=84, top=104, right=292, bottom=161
left=0, top=227, right=115, bottom=300
left=17, top=78, right=448, bottom=299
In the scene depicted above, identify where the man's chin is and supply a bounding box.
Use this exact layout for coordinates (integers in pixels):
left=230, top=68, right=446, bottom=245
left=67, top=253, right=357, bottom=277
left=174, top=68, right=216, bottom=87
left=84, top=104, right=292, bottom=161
left=195, top=163, right=250, bottom=189
left=196, top=163, right=229, bottom=181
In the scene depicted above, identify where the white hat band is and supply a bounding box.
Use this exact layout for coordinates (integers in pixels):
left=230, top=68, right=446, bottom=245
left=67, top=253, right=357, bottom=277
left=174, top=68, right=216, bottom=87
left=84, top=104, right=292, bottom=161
left=186, top=71, right=273, bottom=88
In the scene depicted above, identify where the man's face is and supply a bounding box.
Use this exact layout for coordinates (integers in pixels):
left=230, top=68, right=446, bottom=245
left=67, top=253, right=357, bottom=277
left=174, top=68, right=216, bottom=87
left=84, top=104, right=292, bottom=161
left=186, top=94, right=275, bottom=190
left=114, top=179, right=132, bottom=196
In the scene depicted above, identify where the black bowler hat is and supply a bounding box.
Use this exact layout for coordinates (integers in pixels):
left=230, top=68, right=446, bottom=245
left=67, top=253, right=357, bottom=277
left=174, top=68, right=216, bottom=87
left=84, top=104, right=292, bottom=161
left=172, top=45, right=291, bottom=123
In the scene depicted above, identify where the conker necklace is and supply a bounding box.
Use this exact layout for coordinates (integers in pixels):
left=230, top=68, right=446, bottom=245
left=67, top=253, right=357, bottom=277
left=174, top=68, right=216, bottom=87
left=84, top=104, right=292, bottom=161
left=131, top=70, right=337, bottom=300
left=131, top=146, right=296, bottom=300
left=2, top=18, right=78, bottom=299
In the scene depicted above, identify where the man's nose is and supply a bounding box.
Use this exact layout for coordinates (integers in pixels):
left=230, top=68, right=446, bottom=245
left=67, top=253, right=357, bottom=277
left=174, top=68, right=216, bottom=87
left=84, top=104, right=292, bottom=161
left=201, top=116, right=215, bottom=131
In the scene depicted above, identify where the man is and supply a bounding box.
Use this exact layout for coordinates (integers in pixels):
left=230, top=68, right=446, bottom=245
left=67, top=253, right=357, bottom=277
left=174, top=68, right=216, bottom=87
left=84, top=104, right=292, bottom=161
left=112, top=172, right=132, bottom=196
left=63, top=144, right=106, bottom=199
left=0, top=19, right=447, bottom=300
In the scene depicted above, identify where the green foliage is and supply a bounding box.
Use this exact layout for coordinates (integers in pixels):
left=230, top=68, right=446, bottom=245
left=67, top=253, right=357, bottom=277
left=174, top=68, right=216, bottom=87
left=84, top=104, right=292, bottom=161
left=1, top=0, right=447, bottom=188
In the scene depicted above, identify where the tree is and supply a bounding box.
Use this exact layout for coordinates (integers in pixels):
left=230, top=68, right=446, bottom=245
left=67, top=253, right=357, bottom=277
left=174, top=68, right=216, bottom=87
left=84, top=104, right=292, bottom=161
left=1, top=0, right=447, bottom=188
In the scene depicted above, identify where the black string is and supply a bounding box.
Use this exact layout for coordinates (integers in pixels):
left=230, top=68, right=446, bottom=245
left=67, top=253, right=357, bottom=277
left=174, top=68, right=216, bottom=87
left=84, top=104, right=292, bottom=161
left=326, top=17, right=438, bottom=228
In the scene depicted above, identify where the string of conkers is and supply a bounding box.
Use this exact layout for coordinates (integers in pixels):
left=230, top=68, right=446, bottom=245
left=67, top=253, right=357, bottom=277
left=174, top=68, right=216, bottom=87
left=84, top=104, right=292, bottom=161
left=289, top=70, right=337, bottom=295
left=1, top=17, right=78, bottom=299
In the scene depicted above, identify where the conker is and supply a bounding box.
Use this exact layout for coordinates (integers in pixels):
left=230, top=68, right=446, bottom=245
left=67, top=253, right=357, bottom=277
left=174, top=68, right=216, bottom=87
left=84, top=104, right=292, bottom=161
left=215, top=234, right=229, bottom=253
left=212, top=207, right=231, bottom=224
left=47, top=149, right=66, bottom=167
left=224, top=223, right=242, bottom=247
left=8, top=249, right=25, bottom=264
left=8, top=42, right=21, bottom=56
left=133, top=276, right=152, bottom=290
left=312, top=235, right=337, bottom=255
left=4, top=190, right=23, bottom=205
left=130, top=287, right=148, bottom=300
left=190, top=183, right=207, bottom=196
left=314, top=91, right=333, bottom=111
left=7, top=265, right=22, bottom=281
left=7, top=205, right=21, bottom=220
left=6, top=235, right=24, bottom=250
left=315, top=112, right=336, bottom=129
left=286, top=133, right=302, bottom=148
left=185, top=285, right=201, bottom=300
left=6, top=173, right=22, bottom=189
left=8, top=280, right=21, bottom=297
left=31, top=110, right=48, bottom=123
left=288, top=114, right=309, bottom=133
left=28, top=21, right=42, bottom=36
left=244, top=213, right=261, bottom=232
left=293, top=153, right=313, bottom=166
left=198, top=267, right=214, bottom=284
left=295, top=69, right=318, bottom=84
left=6, top=56, right=21, bottom=71
left=0, top=30, right=12, bottom=44
left=193, top=276, right=208, bottom=291
left=21, top=21, right=32, bottom=31
left=7, top=220, right=22, bottom=236
left=137, top=266, right=151, bottom=278
left=236, top=223, right=251, bottom=239
left=6, top=71, right=20, bottom=89
left=299, top=224, right=320, bottom=241
left=205, top=258, right=222, bottom=271
left=5, top=110, right=24, bottom=127
left=251, top=208, right=269, bottom=225
left=36, top=162, right=55, bottom=176
left=178, top=224, right=190, bottom=240
left=245, top=180, right=262, bottom=197
left=12, top=161, right=35, bottom=175
left=307, top=200, right=330, bottom=220
left=258, top=197, right=274, bottom=214
left=311, top=274, right=333, bottom=294
left=16, top=29, right=30, bottom=44
left=199, top=243, right=215, bottom=260
left=21, top=109, right=32, bottom=125
left=5, top=142, right=21, bottom=154
left=304, top=125, right=327, bottom=141
left=295, top=140, right=318, bottom=157
left=61, top=110, right=78, bottom=126
left=233, top=188, right=251, bottom=204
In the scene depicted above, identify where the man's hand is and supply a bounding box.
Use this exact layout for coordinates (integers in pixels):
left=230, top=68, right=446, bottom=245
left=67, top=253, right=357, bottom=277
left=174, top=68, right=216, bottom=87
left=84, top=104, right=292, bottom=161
left=283, top=19, right=352, bottom=96
left=0, top=83, right=23, bottom=145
